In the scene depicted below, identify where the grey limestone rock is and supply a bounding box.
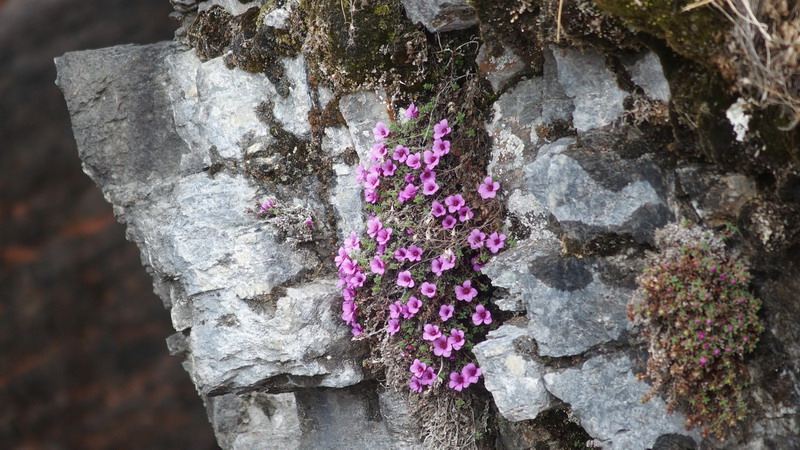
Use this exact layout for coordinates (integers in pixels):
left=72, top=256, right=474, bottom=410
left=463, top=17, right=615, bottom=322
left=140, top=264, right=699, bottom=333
left=550, top=45, right=627, bottom=132
left=209, top=392, right=302, bottom=450
left=623, top=50, right=671, bottom=103
left=476, top=41, right=529, bottom=94
left=400, top=0, right=478, bottom=33
left=56, top=42, right=363, bottom=399
left=543, top=354, right=696, bottom=450
left=472, top=323, right=554, bottom=422
left=378, top=389, right=425, bottom=449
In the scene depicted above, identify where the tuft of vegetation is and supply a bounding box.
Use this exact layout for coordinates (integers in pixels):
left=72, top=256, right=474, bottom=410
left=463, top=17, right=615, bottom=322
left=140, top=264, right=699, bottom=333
left=629, top=223, right=764, bottom=440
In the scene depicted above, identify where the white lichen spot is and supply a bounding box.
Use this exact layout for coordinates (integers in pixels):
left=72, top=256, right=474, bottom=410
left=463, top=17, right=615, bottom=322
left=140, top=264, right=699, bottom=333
left=726, top=97, right=752, bottom=142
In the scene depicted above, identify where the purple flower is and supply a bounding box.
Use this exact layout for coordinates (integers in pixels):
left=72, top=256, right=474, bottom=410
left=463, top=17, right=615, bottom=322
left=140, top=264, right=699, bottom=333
left=401, top=304, right=413, bottom=319
left=448, top=371, right=467, bottom=391
left=370, top=142, right=387, bottom=161
left=347, top=272, right=366, bottom=288
left=461, top=363, right=482, bottom=384
left=364, top=172, right=380, bottom=190
left=335, top=247, right=349, bottom=267
left=382, top=159, right=397, bottom=176
left=404, top=173, right=415, bottom=184
left=423, top=150, right=440, bottom=170
left=344, top=231, right=361, bottom=250
left=486, top=231, right=506, bottom=253
left=433, top=119, right=451, bottom=139
left=410, top=359, right=427, bottom=377
left=431, top=258, right=444, bottom=277
left=341, top=300, right=357, bottom=324
left=422, top=180, right=440, bottom=196
left=455, top=280, right=478, bottom=302
left=355, top=165, right=367, bottom=183
left=432, top=139, right=450, bottom=156
left=448, top=329, right=465, bottom=350
left=366, top=216, right=383, bottom=238
left=699, top=357, right=708, bottom=366
left=467, top=229, right=486, bottom=249
left=387, top=319, right=400, bottom=335
left=409, top=376, right=424, bottom=393
left=407, top=296, right=422, bottom=314
left=406, top=152, right=421, bottom=170
left=442, top=215, right=457, bottom=229
left=398, top=183, right=418, bottom=203
left=478, top=176, right=500, bottom=199
left=389, top=301, right=402, bottom=319
left=433, top=336, right=453, bottom=357
left=373, top=122, right=390, bottom=140
left=431, top=201, right=446, bottom=217
left=376, top=227, right=393, bottom=245
left=472, top=304, right=492, bottom=325
left=458, top=206, right=473, bottom=222
left=342, top=287, right=355, bottom=301
left=394, top=247, right=408, bottom=261
left=471, top=256, right=485, bottom=272
left=369, top=255, right=385, bottom=275
left=418, top=367, right=436, bottom=385
left=406, top=245, right=423, bottom=261
left=397, top=270, right=415, bottom=288
left=420, top=281, right=437, bottom=298
left=351, top=323, right=363, bottom=336
left=340, top=258, right=357, bottom=275
left=305, top=219, right=313, bottom=228
left=260, top=200, right=275, bottom=212
left=393, top=145, right=409, bottom=162
left=445, top=194, right=465, bottom=213
left=439, top=304, right=454, bottom=321
left=420, top=169, right=436, bottom=183
left=364, top=189, right=378, bottom=204
left=422, top=324, right=441, bottom=341
left=405, top=103, right=419, bottom=119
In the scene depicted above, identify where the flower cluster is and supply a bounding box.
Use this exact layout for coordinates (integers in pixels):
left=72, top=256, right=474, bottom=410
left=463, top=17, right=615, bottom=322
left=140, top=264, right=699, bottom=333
left=335, top=104, right=506, bottom=394
left=630, top=224, right=764, bottom=439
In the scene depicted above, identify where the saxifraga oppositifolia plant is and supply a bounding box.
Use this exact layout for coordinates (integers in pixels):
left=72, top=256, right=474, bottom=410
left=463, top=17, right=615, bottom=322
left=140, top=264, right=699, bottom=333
left=629, top=223, right=764, bottom=440
left=334, top=97, right=509, bottom=447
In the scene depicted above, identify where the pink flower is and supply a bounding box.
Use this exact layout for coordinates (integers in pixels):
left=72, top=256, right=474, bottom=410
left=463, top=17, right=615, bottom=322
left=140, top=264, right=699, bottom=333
left=432, top=139, right=450, bottom=156
left=420, top=282, right=437, bottom=298
left=699, top=357, right=708, bottom=366
left=366, top=216, right=383, bottom=237
left=376, top=227, right=393, bottom=245
left=405, top=103, right=419, bottom=119
left=455, top=280, right=478, bottom=302
left=477, top=176, right=499, bottom=199
left=433, top=336, right=453, bottom=357
left=406, top=245, right=423, bottom=261
left=472, top=304, right=492, bottom=325
left=260, top=200, right=275, bottom=212
left=364, top=172, right=380, bottom=190
left=340, top=258, right=357, bottom=275
left=364, top=189, right=378, bottom=204
left=422, top=180, right=440, bottom=196
left=334, top=247, right=349, bottom=267
left=445, top=194, right=465, bottom=213
left=410, top=359, right=427, bottom=377
left=369, top=255, right=385, bottom=274
left=394, top=247, right=408, bottom=261
left=418, top=367, right=436, bottom=385
left=382, top=159, right=397, bottom=176
left=397, top=270, right=415, bottom=288
left=422, top=324, right=441, bottom=341
left=467, top=229, right=486, bottom=249
left=461, top=363, right=482, bottom=384
left=442, top=215, right=456, bottom=229
left=387, top=319, right=400, bottom=335
left=431, top=201, right=446, bottom=217
left=407, top=296, right=422, bottom=314
left=347, top=272, right=366, bottom=288
left=341, top=300, right=357, bottom=324
left=351, top=323, right=363, bottom=336
left=342, top=287, right=355, bottom=301
left=401, top=304, right=413, bottom=319
left=393, top=145, right=409, bottom=162
left=420, top=169, right=436, bottom=183
left=389, top=301, right=402, bottom=319
left=433, top=119, right=451, bottom=139
left=344, top=231, right=361, bottom=250
left=370, top=142, right=387, bottom=161
left=423, top=150, right=440, bottom=170
left=458, top=206, right=473, bottom=222
left=373, top=122, right=390, bottom=140
left=448, top=371, right=467, bottom=391
left=398, top=183, right=418, bottom=203
left=471, top=256, right=485, bottom=272
left=448, top=329, right=465, bottom=350
left=355, top=165, right=367, bottom=183
left=431, top=258, right=444, bottom=277
left=440, top=251, right=456, bottom=270
left=406, top=152, right=422, bottom=170
left=486, top=231, right=506, bottom=253
left=409, top=376, right=424, bottom=393
left=404, top=173, right=415, bottom=184
left=439, top=304, right=454, bottom=321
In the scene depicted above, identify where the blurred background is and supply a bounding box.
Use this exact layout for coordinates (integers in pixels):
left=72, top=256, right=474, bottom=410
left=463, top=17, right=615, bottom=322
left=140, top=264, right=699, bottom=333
left=0, top=0, right=218, bottom=447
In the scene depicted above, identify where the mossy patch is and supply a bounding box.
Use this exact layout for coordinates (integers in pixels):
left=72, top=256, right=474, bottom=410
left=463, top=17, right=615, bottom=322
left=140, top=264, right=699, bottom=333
left=187, top=5, right=234, bottom=61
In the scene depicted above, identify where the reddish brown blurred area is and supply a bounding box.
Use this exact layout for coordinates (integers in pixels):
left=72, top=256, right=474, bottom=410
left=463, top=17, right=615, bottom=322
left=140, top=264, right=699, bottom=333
left=0, top=0, right=217, bottom=448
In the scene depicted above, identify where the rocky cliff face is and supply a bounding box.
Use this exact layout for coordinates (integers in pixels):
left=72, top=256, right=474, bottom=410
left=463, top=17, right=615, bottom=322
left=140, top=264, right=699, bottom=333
left=57, top=0, right=800, bottom=448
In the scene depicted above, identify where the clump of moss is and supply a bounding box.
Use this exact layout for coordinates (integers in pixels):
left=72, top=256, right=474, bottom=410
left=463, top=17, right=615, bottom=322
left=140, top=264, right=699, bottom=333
left=187, top=5, right=234, bottom=61
left=629, top=223, right=764, bottom=440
